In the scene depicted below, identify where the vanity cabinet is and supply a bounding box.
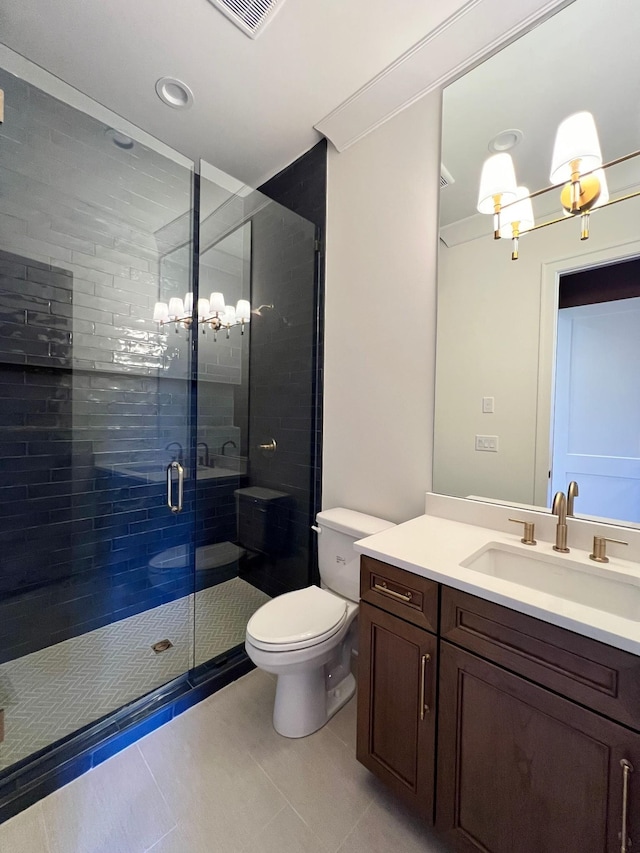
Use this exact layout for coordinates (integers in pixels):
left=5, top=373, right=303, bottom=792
left=437, top=641, right=640, bottom=852
left=357, top=558, right=640, bottom=853
left=356, top=556, right=439, bottom=822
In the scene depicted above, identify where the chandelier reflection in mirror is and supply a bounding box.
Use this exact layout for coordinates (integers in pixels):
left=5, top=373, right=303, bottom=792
left=153, top=292, right=252, bottom=339
left=477, top=111, right=640, bottom=260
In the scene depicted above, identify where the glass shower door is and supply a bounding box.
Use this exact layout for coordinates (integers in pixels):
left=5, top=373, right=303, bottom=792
left=0, top=68, right=197, bottom=773
left=192, top=161, right=319, bottom=668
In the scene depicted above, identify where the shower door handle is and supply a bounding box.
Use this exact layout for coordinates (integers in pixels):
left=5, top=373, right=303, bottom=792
left=167, top=461, right=184, bottom=513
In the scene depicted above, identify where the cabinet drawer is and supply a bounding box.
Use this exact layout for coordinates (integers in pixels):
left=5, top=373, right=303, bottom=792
left=441, top=586, right=640, bottom=731
left=360, top=556, right=438, bottom=633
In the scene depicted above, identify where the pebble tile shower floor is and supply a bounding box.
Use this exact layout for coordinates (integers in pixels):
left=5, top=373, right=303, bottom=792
left=0, top=578, right=270, bottom=770
left=0, top=669, right=451, bottom=853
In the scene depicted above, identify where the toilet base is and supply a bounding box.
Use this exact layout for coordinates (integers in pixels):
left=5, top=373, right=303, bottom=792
left=273, top=669, right=356, bottom=738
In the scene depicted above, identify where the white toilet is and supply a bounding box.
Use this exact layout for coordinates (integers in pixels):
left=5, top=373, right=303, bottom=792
left=245, top=507, right=395, bottom=738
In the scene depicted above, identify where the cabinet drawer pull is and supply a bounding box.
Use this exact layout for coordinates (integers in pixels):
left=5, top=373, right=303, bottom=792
left=420, top=654, right=431, bottom=720
left=620, top=758, right=634, bottom=853
left=373, top=581, right=413, bottom=603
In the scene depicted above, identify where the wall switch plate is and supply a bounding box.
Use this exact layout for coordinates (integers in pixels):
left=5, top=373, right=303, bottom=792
left=475, top=435, right=499, bottom=452
left=482, top=396, right=494, bottom=413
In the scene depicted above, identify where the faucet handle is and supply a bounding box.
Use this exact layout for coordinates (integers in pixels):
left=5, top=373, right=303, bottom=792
left=509, top=518, right=537, bottom=546
left=589, top=536, right=628, bottom=564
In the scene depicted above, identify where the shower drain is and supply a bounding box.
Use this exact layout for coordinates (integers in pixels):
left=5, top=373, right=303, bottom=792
left=151, top=639, right=174, bottom=654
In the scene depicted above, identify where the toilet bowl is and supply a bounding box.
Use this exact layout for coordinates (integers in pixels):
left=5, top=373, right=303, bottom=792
left=245, top=508, right=395, bottom=738
left=148, top=541, right=245, bottom=587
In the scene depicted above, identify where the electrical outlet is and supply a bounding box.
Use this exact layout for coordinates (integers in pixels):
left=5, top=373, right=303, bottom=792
left=475, top=435, right=499, bottom=452
left=482, top=396, right=495, bottom=413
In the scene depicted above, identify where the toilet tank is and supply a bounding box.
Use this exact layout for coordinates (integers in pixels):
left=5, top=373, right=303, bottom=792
left=315, top=508, right=395, bottom=603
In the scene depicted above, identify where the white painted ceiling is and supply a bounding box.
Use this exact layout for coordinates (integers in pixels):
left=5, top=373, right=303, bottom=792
left=0, top=0, right=473, bottom=187
left=440, top=0, right=640, bottom=233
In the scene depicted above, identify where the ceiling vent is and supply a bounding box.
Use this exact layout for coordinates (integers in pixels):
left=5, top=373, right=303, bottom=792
left=440, top=163, right=455, bottom=189
left=207, top=0, right=287, bottom=38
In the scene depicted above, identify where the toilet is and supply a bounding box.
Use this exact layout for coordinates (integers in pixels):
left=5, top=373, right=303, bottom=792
left=148, top=541, right=245, bottom=587
left=245, top=507, right=395, bottom=738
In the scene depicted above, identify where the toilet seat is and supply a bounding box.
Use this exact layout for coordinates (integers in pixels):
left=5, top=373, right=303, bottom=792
left=247, top=586, right=348, bottom=652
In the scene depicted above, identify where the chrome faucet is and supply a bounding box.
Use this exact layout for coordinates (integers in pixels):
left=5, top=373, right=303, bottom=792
left=196, top=441, right=210, bottom=467
left=165, top=441, right=184, bottom=465
left=567, top=480, right=579, bottom=517
left=551, top=491, right=570, bottom=553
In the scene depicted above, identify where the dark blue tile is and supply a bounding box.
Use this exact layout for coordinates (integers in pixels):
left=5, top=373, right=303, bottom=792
left=91, top=707, right=174, bottom=768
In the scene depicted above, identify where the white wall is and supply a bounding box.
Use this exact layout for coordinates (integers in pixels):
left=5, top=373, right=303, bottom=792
left=434, top=195, right=640, bottom=506
left=323, top=92, right=442, bottom=524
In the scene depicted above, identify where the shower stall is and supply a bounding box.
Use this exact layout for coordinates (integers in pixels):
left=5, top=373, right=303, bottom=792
left=0, top=64, right=321, bottom=809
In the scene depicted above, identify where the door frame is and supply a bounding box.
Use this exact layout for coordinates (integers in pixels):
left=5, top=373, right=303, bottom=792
left=534, top=238, right=640, bottom=506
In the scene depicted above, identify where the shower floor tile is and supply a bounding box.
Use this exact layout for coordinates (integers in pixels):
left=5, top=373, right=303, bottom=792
left=0, top=577, right=269, bottom=771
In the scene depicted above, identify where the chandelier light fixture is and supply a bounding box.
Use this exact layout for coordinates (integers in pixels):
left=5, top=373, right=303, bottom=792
left=477, top=111, right=640, bottom=260
left=153, top=292, right=252, bottom=339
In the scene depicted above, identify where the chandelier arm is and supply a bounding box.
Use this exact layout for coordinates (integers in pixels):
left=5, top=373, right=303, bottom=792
left=501, top=187, right=640, bottom=237
left=500, top=148, right=640, bottom=214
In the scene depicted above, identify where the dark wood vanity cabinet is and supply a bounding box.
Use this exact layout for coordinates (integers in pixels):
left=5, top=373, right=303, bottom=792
left=357, top=558, right=640, bottom=853
left=356, top=556, right=439, bottom=822
left=437, top=641, right=640, bottom=852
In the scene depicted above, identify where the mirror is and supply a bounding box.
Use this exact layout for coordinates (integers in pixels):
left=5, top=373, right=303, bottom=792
left=435, top=0, right=640, bottom=527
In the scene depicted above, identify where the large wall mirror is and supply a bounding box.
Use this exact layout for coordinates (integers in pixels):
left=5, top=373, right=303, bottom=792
left=434, top=0, right=640, bottom=527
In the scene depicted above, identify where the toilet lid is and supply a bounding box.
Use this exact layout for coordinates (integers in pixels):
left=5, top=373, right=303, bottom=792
left=247, top=586, right=347, bottom=649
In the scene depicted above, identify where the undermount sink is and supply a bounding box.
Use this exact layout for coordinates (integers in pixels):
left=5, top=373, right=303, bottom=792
left=461, top=542, right=640, bottom=621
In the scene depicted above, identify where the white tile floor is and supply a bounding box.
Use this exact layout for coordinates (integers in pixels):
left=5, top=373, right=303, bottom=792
left=0, top=669, right=452, bottom=853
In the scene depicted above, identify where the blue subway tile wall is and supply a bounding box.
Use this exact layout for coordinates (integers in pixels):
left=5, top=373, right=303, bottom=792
left=0, top=66, right=201, bottom=670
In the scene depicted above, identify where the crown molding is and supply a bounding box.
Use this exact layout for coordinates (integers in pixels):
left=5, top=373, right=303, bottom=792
left=315, top=0, right=574, bottom=152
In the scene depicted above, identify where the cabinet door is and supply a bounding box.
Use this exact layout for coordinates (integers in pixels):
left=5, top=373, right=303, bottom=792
left=437, top=641, right=640, bottom=853
left=356, top=602, right=437, bottom=823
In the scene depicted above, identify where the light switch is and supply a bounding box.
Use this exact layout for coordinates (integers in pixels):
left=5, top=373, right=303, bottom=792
left=482, top=396, right=494, bottom=413
left=475, top=435, right=499, bottom=452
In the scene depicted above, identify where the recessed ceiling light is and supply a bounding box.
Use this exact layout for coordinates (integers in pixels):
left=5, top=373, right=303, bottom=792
left=155, top=77, right=194, bottom=110
left=104, top=128, right=134, bottom=150
left=488, top=129, right=524, bottom=153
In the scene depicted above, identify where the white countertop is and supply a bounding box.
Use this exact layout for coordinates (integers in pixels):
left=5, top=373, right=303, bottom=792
left=355, top=513, right=640, bottom=656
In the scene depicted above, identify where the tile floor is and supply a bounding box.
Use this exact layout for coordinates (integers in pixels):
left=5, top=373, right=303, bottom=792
left=0, top=578, right=270, bottom=770
left=0, top=668, right=452, bottom=853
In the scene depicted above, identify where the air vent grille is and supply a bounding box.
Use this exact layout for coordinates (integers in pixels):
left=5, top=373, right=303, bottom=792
left=208, top=0, right=287, bottom=38
left=440, top=163, right=455, bottom=189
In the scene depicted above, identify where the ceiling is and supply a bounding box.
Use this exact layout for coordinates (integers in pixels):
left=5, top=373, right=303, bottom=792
left=0, top=0, right=476, bottom=187
left=440, top=0, right=640, bottom=237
